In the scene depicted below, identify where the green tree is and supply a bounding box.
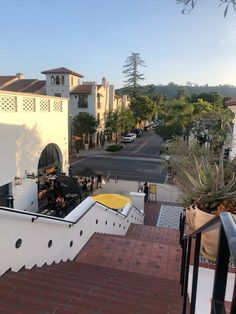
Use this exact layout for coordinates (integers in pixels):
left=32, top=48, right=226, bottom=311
left=73, top=112, right=97, bottom=144
left=155, top=99, right=194, bottom=141
left=177, top=0, right=236, bottom=17
left=105, top=108, right=135, bottom=145
left=130, top=95, right=156, bottom=123
left=119, top=107, right=135, bottom=133
left=123, top=52, right=146, bottom=97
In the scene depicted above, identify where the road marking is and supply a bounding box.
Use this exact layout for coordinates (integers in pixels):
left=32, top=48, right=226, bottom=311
left=133, top=142, right=147, bottom=153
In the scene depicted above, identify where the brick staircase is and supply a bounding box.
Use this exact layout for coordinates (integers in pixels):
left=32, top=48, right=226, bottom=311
left=0, top=224, right=187, bottom=314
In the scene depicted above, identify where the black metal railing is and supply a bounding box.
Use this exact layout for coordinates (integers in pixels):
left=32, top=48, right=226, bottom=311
left=0, top=195, right=14, bottom=208
left=179, top=212, right=236, bottom=314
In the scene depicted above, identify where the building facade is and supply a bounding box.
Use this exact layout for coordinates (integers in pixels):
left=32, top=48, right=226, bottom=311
left=0, top=90, right=69, bottom=212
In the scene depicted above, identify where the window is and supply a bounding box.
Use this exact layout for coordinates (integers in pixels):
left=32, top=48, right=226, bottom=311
left=61, top=76, right=64, bottom=85
left=71, top=76, right=73, bottom=85
left=78, top=95, right=88, bottom=108
left=97, top=93, right=101, bottom=109
left=97, top=113, right=100, bottom=125
left=51, top=76, right=55, bottom=85
left=54, top=93, right=61, bottom=97
left=56, top=76, right=60, bottom=85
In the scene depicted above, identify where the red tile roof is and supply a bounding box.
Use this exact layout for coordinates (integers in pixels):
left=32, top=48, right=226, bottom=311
left=71, top=85, right=92, bottom=94
left=23, top=80, right=46, bottom=92
left=0, top=76, right=18, bottom=87
left=42, top=67, right=83, bottom=78
left=226, top=99, right=236, bottom=106
left=1, top=79, right=38, bottom=92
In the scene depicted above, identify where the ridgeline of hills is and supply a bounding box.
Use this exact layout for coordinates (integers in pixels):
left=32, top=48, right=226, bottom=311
left=116, top=83, right=236, bottom=99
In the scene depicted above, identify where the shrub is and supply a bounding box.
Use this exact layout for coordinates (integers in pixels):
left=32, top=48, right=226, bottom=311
left=106, top=144, right=123, bottom=152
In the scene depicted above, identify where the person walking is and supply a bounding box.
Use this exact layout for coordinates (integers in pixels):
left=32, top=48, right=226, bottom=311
left=143, top=182, right=149, bottom=202
left=137, top=181, right=143, bottom=193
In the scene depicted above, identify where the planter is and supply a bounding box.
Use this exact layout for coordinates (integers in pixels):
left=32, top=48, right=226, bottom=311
left=185, top=204, right=196, bottom=230
left=194, top=207, right=219, bottom=260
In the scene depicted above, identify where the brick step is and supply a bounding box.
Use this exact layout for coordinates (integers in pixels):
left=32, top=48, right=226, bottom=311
left=3, top=263, right=182, bottom=297
left=126, top=224, right=180, bottom=244
left=76, top=233, right=181, bottom=281
left=0, top=261, right=185, bottom=314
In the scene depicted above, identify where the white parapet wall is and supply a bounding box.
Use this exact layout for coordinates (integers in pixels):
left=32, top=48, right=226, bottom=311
left=0, top=196, right=144, bottom=275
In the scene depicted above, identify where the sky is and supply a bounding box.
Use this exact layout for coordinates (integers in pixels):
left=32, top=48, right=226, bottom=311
left=0, top=0, right=236, bottom=88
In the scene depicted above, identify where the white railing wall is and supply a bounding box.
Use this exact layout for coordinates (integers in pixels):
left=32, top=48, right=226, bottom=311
left=0, top=196, right=144, bottom=275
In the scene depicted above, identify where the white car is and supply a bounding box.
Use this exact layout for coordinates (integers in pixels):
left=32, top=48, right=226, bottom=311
left=123, top=133, right=135, bottom=143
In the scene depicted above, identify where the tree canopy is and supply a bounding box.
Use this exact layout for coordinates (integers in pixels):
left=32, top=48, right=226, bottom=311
left=123, top=52, right=146, bottom=97
left=73, top=112, right=97, bottom=142
left=130, top=95, right=156, bottom=123
left=177, top=0, right=236, bottom=17
left=155, top=91, right=234, bottom=153
left=105, top=107, right=135, bottom=144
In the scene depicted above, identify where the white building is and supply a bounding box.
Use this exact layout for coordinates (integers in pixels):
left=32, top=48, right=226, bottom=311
left=1, top=67, right=129, bottom=148
left=0, top=90, right=69, bottom=212
left=226, top=99, right=236, bottom=158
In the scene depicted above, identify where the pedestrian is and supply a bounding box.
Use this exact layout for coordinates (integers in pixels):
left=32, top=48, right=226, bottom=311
left=143, top=182, right=149, bottom=202
left=137, top=181, right=143, bottom=193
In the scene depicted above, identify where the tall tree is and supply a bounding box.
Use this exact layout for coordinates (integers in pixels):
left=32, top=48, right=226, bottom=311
left=123, top=52, right=146, bottom=97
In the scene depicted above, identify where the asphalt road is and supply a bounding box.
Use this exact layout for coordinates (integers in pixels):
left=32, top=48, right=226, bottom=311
left=71, top=130, right=167, bottom=183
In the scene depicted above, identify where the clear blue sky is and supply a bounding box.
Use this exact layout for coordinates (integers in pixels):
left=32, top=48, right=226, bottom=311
left=1, top=0, right=236, bottom=88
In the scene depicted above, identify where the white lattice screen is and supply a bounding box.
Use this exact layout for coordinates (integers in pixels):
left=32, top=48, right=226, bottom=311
left=39, top=99, right=50, bottom=112
left=0, top=96, right=17, bottom=112
left=22, top=97, right=35, bottom=112
left=53, top=100, right=62, bottom=112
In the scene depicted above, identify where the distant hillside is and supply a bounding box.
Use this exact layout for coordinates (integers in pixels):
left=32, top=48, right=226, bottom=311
left=116, top=84, right=236, bottom=99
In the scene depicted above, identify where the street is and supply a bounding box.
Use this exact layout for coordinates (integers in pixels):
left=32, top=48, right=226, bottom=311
left=71, top=130, right=167, bottom=183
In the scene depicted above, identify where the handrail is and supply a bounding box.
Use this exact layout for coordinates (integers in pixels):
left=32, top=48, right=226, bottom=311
left=180, top=211, right=236, bottom=314
left=0, top=206, right=74, bottom=225
left=132, top=204, right=145, bottom=216
left=183, top=214, right=221, bottom=239
left=94, top=201, right=127, bottom=218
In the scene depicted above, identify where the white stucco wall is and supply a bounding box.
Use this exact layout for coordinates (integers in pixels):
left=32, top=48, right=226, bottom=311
left=229, top=104, right=236, bottom=158
left=45, top=74, right=80, bottom=98
left=0, top=91, right=69, bottom=212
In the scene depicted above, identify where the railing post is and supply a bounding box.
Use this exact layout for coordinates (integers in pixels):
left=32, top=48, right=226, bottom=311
left=180, top=238, right=187, bottom=291
left=182, top=237, right=192, bottom=314
left=190, top=232, right=201, bottom=314
left=211, top=225, right=230, bottom=314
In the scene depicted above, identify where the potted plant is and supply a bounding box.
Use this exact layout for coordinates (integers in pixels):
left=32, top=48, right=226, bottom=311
left=177, top=154, right=236, bottom=259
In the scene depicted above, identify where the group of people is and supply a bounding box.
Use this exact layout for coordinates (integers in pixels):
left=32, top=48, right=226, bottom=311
left=137, top=181, right=149, bottom=202
left=77, top=176, right=96, bottom=196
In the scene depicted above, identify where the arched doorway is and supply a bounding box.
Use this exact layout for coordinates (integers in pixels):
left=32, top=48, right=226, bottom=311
left=37, top=144, right=62, bottom=178
left=37, top=144, right=62, bottom=207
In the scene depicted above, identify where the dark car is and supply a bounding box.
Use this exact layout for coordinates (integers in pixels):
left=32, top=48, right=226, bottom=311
left=131, top=128, right=143, bottom=137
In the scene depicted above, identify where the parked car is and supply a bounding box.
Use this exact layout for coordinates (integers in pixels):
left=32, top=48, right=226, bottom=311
left=131, top=128, right=143, bottom=137
left=122, top=133, right=135, bottom=143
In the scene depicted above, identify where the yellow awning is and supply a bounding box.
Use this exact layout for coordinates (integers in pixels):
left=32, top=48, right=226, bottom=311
left=93, top=194, right=131, bottom=209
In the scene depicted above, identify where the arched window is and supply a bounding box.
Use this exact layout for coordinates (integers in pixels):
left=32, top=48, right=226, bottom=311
left=51, top=76, right=55, bottom=85
left=61, top=76, right=64, bottom=85
left=38, top=144, right=61, bottom=171
left=56, top=75, right=60, bottom=85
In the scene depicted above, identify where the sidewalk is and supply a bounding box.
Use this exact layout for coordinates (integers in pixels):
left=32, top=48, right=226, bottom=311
left=94, top=179, right=182, bottom=203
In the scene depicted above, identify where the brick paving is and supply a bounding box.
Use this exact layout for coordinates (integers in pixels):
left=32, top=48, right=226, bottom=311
left=0, top=200, right=189, bottom=313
